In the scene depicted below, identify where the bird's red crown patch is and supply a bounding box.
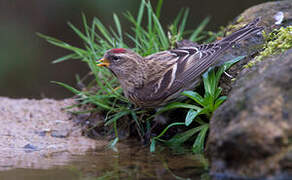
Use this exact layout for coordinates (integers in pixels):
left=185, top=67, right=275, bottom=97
left=110, top=48, right=126, bottom=53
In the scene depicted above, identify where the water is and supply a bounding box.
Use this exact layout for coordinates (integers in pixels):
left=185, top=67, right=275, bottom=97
left=0, top=0, right=268, bottom=179
left=0, top=141, right=209, bottom=180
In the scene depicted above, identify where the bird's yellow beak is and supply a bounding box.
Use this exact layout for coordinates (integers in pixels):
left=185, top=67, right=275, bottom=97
left=97, top=58, right=110, bottom=67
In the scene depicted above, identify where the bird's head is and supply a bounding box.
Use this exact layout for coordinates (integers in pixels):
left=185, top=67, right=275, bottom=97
left=97, top=48, right=143, bottom=80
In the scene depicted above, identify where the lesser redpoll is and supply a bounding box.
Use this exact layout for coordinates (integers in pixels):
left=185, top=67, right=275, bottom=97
left=98, top=18, right=263, bottom=108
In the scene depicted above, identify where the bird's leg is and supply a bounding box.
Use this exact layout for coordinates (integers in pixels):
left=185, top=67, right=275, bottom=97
left=131, top=107, right=142, bottom=111
left=143, top=120, right=160, bottom=144
left=143, top=112, right=168, bottom=144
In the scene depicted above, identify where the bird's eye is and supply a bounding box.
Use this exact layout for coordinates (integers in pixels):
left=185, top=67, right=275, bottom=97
left=112, top=56, right=119, bottom=61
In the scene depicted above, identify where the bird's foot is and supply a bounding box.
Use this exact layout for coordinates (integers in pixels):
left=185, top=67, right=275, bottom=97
left=143, top=120, right=160, bottom=145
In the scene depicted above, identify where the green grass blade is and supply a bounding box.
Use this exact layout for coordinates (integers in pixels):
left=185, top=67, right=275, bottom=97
left=68, top=22, right=90, bottom=45
left=108, top=137, right=119, bottom=151
left=147, top=2, right=168, bottom=49
left=166, top=125, right=205, bottom=146
left=52, top=53, right=80, bottom=64
left=113, top=13, right=123, bottom=41
left=172, top=9, right=183, bottom=29
left=214, top=96, right=227, bottom=110
left=137, top=0, right=146, bottom=26
left=155, top=0, right=164, bottom=19
left=177, top=8, right=189, bottom=41
left=192, top=124, right=209, bottom=154
left=105, top=110, right=130, bottom=126
left=37, top=33, right=87, bottom=55
left=51, top=81, right=81, bottom=95
left=214, top=87, right=222, bottom=100
left=189, top=17, right=210, bottom=41
left=94, top=17, right=115, bottom=46
left=81, top=13, right=90, bottom=37
left=215, top=56, right=244, bottom=84
left=203, top=68, right=216, bottom=96
left=185, top=109, right=200, bottom=126
left=131, top=111, right=144, bottom=136
left=182, top=91, right=205, bottom=106
left=153, top=122, right=185, bottom=140
left=86, top=98, right=115, bottom=111
left=150, top=139, right=156, bottom=152
left=155, top=102, right=202, bottom=117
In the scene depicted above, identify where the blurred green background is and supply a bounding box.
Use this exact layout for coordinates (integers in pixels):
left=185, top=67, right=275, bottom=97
left=0, top=0, right=266, bottom=99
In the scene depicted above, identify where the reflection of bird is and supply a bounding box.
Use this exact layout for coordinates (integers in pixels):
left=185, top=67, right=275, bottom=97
left=98, top=18, right=263, bottom=108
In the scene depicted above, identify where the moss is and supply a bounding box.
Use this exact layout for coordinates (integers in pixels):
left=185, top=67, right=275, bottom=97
left=244, top=26, right=292, bottom=68
left=224, top=16, right=246, bottom=36
left=236, top=15, right=245, bottom=24
left=201, top=16, right=246, bottom=42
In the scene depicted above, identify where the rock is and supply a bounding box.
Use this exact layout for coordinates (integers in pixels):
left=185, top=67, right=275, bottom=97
left=236, top=0, right=292, bottom=33
left=207, top=47, right=292, bottom=179
left=23, top=144, right=39, bottom=153
left=51, top=130, right=70, bottom=138
left=217, top=0, right=292, bottom=96
left=206, top=2, right=292, bottom=179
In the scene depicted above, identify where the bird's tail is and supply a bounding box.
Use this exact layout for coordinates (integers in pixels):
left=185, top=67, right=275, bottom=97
left=218, top=17, right=263, bottom=45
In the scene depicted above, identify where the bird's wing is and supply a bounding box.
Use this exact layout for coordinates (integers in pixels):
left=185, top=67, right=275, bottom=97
left=133, top=45, right=223, bottom=106
left=166, top=44, right=224, bottom=93
left=134, top=43, right=239, bottom=107
left=172, top=44, right=224, bottom=84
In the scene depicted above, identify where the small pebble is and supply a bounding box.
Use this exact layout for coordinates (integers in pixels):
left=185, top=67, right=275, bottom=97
left=34, top=131, right=46, bottom=137
left=51, top=130, right=69, bottom=138
left=23, top=144, right=38, bottom=153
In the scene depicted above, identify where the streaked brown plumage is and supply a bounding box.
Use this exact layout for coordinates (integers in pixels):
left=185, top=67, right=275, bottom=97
left=98, top=18, right=263, bottom=108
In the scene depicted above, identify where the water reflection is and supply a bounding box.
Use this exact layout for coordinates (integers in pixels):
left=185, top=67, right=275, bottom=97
left=0, top=141, right=209, bottom=180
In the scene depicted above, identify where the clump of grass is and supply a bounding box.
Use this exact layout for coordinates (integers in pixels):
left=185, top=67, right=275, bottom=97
left=38, top=0, right=239, bottom=152
left=244, top=26, right=292, bottom=68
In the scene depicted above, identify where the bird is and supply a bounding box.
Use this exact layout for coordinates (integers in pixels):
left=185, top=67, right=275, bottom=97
left=97, top=18, right=263, bottom=108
